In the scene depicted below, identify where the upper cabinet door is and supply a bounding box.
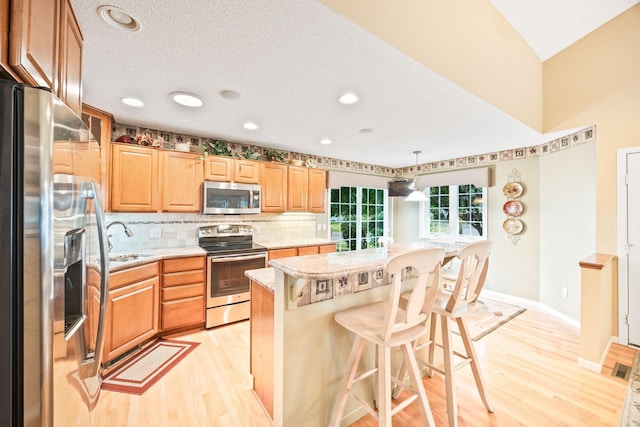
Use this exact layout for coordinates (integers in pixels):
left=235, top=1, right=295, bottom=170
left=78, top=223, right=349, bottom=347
left=204, top=156, right=233, bottom=182
left=10, top=0, right=60, bottom=90
left=234, top=159, right=260, bottom=184
left=57, top=0, right=83, bottom=116
left=287, top=166, right=308, bottom=212
left=110, top=144, right=159, bottom=212
left=161, top=151, right=203, bottom=212
left=261, top=162, right=287, bottom=212
left=308, top=169, right=327, bottom=213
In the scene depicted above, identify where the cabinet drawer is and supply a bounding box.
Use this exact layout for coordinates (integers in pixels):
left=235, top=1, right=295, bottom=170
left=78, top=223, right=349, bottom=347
left=318, top=244, right=336, bottom=254
left=297, top=246, right=319, bottom=256
left=162, top=283, right=204, bottom=302
left=163, top=256, right=205, bottom=273
left=161, top=297, right=205, bottom=330
left=163, top=270, right=205, bottom=287
left=110, top=262, right=159, bottom=290
left=268, top=247, right=298, bottom=260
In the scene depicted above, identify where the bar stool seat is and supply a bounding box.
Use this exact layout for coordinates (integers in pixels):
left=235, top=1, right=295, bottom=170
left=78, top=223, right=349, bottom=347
left=329, top=247, right=445, bottom=427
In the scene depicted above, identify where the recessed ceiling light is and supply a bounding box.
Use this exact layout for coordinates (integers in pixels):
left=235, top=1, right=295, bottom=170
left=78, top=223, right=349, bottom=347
left=219, top=90, right=241, bottom=100
left=120, top=97, right=144, bottom=107
left=359, top=128, right=373, bottom=134
left=97, top=6, right=141, bottom=32
left=243, top=121, right=258, bottom=130
left=320, top=138, right=333, bottom=145
left=170, top=92, right=204, bottom=107
left=338, top=92, right=359, bottom=105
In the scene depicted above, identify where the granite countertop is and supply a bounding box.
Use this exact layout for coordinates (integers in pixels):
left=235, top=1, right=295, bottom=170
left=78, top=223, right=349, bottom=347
left=255, top=238, right=335, bottom=250
left=107, top=246, right=206, bottom=272
left=245, top=267, right=275, bottom=292
left=268, top=241, right=459, bottom=280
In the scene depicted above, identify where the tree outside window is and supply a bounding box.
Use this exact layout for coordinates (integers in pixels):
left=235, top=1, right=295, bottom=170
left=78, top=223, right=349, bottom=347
left=420, top=184, right=486, bottom=239
left=330, top=186, right=387, bottom=252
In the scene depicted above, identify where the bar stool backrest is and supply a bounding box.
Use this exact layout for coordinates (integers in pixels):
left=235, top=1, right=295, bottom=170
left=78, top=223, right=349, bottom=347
left=382, top=247, right=444, bottom=341
left=446, top=240, right=492, bottom=313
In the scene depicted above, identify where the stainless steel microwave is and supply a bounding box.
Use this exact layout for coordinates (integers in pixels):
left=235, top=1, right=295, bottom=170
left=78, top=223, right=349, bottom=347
left=202, top=181, right=261, bottom=214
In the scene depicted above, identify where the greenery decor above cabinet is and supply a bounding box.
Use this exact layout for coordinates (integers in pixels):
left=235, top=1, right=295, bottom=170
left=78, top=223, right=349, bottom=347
left=4, top=0, right=83, bottom=116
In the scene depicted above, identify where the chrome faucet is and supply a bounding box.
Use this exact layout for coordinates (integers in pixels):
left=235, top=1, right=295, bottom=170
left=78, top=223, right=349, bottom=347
left=106, top=221, right=133, bottom=252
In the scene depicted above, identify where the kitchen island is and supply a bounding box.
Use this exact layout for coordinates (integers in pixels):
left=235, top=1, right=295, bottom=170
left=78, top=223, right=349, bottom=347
left=246, top=242, right=458, bottom=427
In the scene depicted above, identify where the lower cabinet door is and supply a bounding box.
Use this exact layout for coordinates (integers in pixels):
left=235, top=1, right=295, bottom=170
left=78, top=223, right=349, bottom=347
left=161, top=296, right=205, bottom=330
left=105, top=276, right=159, bottom=362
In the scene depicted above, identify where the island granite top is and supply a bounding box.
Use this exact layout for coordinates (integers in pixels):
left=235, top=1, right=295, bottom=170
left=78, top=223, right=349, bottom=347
left=268, top=241, right=459, bottom=281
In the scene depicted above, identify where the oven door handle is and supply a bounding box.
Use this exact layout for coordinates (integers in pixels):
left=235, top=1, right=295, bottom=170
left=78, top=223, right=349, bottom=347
left=208, top=253, right=267, bottom=263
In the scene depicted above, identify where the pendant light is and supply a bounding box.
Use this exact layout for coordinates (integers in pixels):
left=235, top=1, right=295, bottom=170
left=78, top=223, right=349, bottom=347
left=405, top=151, right=428, bottom=202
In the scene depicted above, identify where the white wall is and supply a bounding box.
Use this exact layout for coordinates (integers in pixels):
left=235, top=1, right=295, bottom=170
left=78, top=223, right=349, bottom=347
left=539, top=142, right=596, bottom=320
left=486, top=159, right=541, bottom=301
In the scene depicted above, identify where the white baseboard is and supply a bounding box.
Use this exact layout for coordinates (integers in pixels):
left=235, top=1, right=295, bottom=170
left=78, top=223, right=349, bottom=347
left=578, top=357, right=602, bottom=372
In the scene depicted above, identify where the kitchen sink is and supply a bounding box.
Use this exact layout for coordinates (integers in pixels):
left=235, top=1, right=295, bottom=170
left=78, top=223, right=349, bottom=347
left=109, top=253, right=152, bottom=263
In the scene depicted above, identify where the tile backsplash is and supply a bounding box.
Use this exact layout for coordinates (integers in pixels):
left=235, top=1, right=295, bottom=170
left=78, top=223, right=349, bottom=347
left=104, top=212, right=318, bottom=252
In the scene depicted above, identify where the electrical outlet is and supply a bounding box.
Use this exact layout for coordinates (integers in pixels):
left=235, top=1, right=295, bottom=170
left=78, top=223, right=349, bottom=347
left=562, top=287, right=568, bottom=298
left=150, top=228, right=161, bottom=238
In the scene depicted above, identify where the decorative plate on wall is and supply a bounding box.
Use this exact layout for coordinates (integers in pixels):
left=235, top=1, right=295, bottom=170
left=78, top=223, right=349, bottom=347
left=503, top=218, right=524, bottom=235
left=503, top=200, right=524, bottom=216
left=502, top=181, right=524, bottom=198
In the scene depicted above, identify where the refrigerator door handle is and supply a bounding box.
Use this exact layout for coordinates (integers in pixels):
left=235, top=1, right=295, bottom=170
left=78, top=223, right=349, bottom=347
left=76, top=182, right=110, bottom=379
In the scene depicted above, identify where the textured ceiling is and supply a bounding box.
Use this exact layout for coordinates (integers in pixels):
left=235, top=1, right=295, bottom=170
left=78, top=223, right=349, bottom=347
left=70, top=0, right=636, bottom=168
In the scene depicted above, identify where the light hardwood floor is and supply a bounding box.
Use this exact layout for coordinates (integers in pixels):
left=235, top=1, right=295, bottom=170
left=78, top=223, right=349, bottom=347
left=94, top=294, right=632, bottom=426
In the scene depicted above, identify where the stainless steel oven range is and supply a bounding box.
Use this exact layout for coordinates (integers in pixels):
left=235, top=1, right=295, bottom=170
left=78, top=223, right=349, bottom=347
left=198, top=224, right=267, bottom=328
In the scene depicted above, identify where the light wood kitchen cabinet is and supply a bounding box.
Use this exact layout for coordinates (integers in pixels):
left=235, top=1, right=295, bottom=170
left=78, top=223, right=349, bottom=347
left=261, top=162, right=287, bottom=212
left=318, top=243, right=336, bottom=254
left=204, top=156, right=233, bottom=181
left=268, top=247, right=298, bottom=261
left=234, top=159, right=260, bottom=183
left=204, top=156, right=260, bottom=184
left=57, top=0, right=82, bottom=116
left=308, top=168, right=327, bottom=213
left=287, top=166, right=308, bottom=212
left=110, top=144, right=159, bottom=212
left=160, top=151, right=203, bottom=212
left=6, top=0, right=83, bottom=114
left=268, top=243, right=336, bottom=260
left=9, top=0, right=59, bottom=90
left=104, top=262, right=160, bottom=364
left=161, top=256, right=205, bottom=331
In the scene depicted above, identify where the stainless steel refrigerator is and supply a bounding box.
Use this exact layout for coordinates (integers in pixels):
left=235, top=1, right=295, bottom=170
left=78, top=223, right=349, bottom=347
left=0, top=79, right=109, bottom=426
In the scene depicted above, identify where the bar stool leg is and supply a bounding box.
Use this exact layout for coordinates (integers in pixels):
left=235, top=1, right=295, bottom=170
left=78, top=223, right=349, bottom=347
left=401, top=342, right=436, bottom=426
left=457, top=318, right=493, bottom=413
left=329, top=336, right=367, bottom=427
left=427, top=314, right=438, bottom=378
left=442, top=315, right=458, bottom=427
left=376, top=344, right=392, bottom=426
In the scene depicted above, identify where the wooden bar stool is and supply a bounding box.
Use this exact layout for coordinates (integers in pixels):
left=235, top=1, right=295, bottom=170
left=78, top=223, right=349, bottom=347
left=414, top=240, right=493, bottom=427
left=329, top=247, right=444, bottom=427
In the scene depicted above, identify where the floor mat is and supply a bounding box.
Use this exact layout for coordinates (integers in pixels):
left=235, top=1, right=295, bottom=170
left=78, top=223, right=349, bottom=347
left=101, top=338, right=199, bottom=395
left=453, top=298, right=526, bottom=341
